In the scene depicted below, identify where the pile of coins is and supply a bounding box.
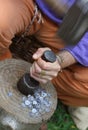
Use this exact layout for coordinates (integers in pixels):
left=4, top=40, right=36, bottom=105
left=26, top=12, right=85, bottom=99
left=21, top=88, right=52, bottom=117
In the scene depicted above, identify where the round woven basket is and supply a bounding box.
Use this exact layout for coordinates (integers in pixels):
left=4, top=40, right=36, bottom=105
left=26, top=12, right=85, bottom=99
left=0, top=59, right=57, bottom=125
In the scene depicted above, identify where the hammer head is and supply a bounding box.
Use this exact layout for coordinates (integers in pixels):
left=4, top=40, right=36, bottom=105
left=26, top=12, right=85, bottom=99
left=58, top=0, right=88, bottom=46
left=44, top=0, right=70, bottom=18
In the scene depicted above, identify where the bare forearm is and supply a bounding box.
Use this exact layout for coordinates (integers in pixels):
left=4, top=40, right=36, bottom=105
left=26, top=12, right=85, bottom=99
left=56, top=50, right=77, bottom=69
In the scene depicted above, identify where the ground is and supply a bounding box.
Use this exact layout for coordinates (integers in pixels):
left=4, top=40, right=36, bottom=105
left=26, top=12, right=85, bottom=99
left=48, top=101, right=79, bottom=130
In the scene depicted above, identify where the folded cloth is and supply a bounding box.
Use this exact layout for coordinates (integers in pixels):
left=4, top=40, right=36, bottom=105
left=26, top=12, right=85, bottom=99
left=0, top=49, right=12, bottom=60
left=68, top=106, right=88, bottom=130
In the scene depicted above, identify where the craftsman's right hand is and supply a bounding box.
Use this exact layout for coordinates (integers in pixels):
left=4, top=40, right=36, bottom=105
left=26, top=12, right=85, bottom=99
left=30, top=47, right=61, bottom=84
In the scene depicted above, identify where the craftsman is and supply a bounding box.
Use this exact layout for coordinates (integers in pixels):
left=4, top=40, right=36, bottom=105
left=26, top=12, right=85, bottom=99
left=0, top=0, right=88, bottom=130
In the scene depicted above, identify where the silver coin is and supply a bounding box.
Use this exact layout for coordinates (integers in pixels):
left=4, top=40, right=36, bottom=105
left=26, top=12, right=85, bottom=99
left=32, top=108, right=38, bottom=114
left=25, top=100, right=31, bottom=106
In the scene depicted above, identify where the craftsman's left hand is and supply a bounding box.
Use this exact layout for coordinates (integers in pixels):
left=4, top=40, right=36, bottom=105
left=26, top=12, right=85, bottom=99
left=30, top=47, right=61, bottom=84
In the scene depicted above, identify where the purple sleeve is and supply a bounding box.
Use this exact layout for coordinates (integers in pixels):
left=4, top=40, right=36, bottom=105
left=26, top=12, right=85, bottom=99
left=64, top=32, right=88, bottom=66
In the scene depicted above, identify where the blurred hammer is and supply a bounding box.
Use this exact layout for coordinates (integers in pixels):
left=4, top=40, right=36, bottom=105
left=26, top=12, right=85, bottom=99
left=45, top=0, right=88, bottom=45
left=44, top=0, right=69, bottom=18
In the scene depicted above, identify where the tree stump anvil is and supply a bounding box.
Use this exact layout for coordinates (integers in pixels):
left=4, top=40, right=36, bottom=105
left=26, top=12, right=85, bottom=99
left=0, top=59, right=57, bottom=130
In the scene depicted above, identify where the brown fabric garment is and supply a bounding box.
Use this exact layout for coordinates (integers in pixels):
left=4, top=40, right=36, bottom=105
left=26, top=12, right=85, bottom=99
left=0, top=0, right=64, bottom=59
left=52, top=64, right=88, bottom=106
left=0, top=0, right=88, bottom=106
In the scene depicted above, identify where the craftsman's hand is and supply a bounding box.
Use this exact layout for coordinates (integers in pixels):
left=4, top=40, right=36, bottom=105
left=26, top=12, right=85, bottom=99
left=30, top=48, right=61, bottom=84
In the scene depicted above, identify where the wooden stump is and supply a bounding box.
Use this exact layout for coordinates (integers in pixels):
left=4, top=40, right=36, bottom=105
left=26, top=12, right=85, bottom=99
left=0, top=59, right=57, bottom=130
